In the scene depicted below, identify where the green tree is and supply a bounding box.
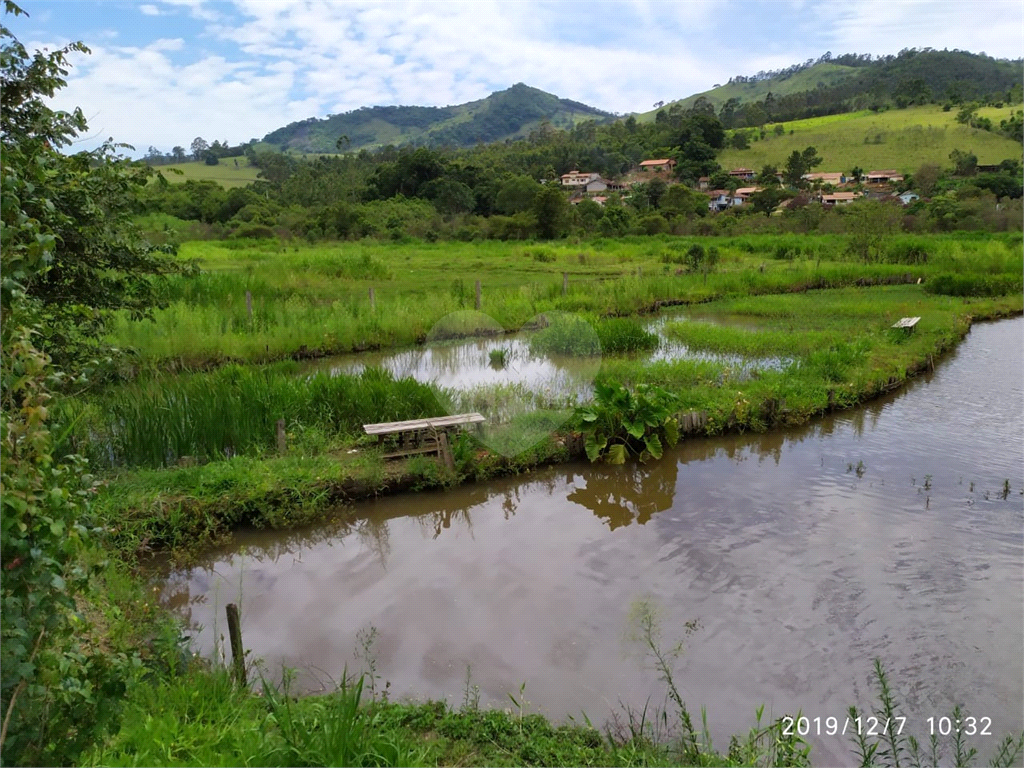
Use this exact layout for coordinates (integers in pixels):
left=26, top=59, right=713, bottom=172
left=755, top=164, right=781, bottom=187
left=660, top=185, right=707, bottom=219
left=949, top=148, right=978, bottom=177
left=189, top=135, right=209, bottom=160
left=1, top=7, right=150, bottom=762
left=494, top=175, right=541, bottom=215
left=532, top=184, right=569, bottom=239
left=783, top=146, right=823, bottom=187
left=2, top=8, right=182, bottom=370
left=846, top=200, right=902, bottom=261
left=912, top=163, right=941, bottom=197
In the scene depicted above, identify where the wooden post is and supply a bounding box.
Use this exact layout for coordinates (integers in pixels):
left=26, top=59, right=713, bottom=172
left=437, top=431, right=455, bottom=471
left=276, top=418, right=286, bottom=454
left=245, top=291, right=253, bottom=323
left=637, top=266, right=642, bottom=279
left=225, top=603, right=246, bottom=686
left=562, top=272, right=568, bottom=295
left=369, top=286, right=376, bottom=312
left=475, top=279, right=481, bottom=310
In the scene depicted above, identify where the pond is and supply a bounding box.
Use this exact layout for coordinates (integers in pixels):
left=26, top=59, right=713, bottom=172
left=159, top=317, right=1023, bottom=763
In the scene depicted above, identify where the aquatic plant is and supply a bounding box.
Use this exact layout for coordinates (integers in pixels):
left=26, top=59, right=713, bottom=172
left=577, top=382, right=680, bottom=464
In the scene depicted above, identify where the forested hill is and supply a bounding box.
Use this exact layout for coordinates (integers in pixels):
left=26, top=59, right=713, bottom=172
left=261, top=83, right=613, bottom=153
left=637, top=50, right=1024, bottom=128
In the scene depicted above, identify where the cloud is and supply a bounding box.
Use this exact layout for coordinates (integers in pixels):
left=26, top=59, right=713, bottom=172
left=30, top=0, right=1024, bottom=156
left=139, top=4, right=161, bottom=15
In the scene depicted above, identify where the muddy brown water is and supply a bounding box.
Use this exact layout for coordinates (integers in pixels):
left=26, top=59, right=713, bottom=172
left=159, top=317, right=1023, bottom=763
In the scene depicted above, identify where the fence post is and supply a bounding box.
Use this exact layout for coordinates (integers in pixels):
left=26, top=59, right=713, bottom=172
left=563, top=272, right=568, bottom=295
left=276, top=418, right=286, bottom=454
left=475, top=279, right=482, bottom=310
left=369, top=286, right=376, bottom=312
left=226, top=603, right=246, bottom=686
left=245, top=291, right=253, bottom=324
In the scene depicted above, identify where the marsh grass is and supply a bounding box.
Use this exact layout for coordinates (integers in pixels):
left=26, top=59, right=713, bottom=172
left=596, top=318, right=660, bottom=354
left=104, top=234, right=1023, bottom=368
left=56, top=364, right=444, bottom=469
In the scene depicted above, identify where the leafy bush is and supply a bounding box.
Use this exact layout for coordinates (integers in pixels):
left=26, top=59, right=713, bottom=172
left=577, top=382, right=680, bottom=463
left=925, top=272, right=1023, bottom=297
left=230, top=223, right=276, bottom=240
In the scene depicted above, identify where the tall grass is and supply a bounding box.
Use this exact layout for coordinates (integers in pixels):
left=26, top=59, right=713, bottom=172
left=56, top=364, right=444, bottom=469
left=106, top=234, right=1023, bottom=368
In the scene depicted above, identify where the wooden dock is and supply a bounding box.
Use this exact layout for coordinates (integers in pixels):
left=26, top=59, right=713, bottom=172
left=892, top=316, right=920, bottom=330
left=363, top=413, right=485, bottom=468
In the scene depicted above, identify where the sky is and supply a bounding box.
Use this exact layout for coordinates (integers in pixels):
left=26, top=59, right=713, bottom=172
left=7, top=0, right=1023, bottom=156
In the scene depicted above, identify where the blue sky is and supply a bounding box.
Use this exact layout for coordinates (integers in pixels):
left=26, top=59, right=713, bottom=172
left=7, top=0, right=1023, bottom=155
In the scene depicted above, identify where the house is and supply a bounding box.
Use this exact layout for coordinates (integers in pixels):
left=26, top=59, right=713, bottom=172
left=865, top=170, right=904, bottom=184
left=585, top=178, right=626, bottom=193
left=803, top=172, right=847, bottom=185
left=728, top=168, right=755, bottom=180
left=560, top=171, right=601, bottom=187
left=820, top=191, right=864, bottom=205
left=707, top=190, right=732, bottom=212
left=898, top=191, right=920, bottom=205
left=697, top=176, right=710, bottom=191
left=733, top=186, right=761, bottom=204
left=639, top=158, right=676, bottom=173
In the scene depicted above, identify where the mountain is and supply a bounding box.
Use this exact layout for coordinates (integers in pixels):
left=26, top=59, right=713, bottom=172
left=261, top=84, right=614, bottom=153
left=636, top=50, right=1023, bottom=126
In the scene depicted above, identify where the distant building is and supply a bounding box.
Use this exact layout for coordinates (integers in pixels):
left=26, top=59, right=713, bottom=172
left=585, top=178, right=626, bottom=193
left=733, top=186, right=761, bottom=202
left=707, top=190, right=732, bottom=212
left=898, top=191, right=920, bottom=205
left=560, top=171, right=601, bottom=187
left=803, top=172, right=847, bottom=185
left=639, top=158, right=676, bottom=172
left=697, top=176, right=710, bottom=191
left=728, top=168, right=755, bottom=180
left=820, top=191, right=864, bottom=205
left=865, top=170, right=904, bottom=184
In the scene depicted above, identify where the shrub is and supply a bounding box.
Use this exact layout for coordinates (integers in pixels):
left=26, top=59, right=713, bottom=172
left=530, top=315, right=601, bottom=357
left=577, top=382, right=680, bottom=463
left=595, top=319, right=659, bottom=354
left=925, top=272, right=1023, bottom=297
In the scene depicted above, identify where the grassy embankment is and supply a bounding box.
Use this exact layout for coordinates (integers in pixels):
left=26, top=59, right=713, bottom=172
left=716, top=104, right=1022, bottom=172
left=61, top=233, right=1022, bottom=559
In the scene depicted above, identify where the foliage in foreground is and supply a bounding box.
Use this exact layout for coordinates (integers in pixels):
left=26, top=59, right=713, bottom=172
left=578, top=382, right=681, bottom=464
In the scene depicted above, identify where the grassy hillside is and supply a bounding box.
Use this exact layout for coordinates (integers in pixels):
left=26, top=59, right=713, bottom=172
left=263, top=83, right=613, bottom=153
left=154, top=159, right=261, bottom=188
left=716, top=105, right=1022, bottom=174
left=637, top=62, right=860, bottom=122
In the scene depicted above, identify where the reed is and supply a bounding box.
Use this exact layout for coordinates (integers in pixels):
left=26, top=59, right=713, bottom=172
left=56, top=364, right=444, bottom=469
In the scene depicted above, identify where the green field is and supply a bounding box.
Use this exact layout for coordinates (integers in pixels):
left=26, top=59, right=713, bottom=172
left=717, top=104, right=1021, bottom=174
left=154, top=159, right=262, bottom=187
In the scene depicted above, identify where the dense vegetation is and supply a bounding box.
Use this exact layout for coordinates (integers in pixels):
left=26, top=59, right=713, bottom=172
left=3, top=7, right=1024, bottom=766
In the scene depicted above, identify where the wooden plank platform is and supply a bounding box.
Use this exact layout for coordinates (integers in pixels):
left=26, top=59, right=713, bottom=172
left=363, top=413, right=485, bottom=436
left=892, top=316, right=921, bottom=329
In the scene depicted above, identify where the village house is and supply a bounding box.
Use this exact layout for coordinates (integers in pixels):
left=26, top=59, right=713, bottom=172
left=733, top=186, right=761, bottom=204
left=803, top=172, right=846, bottom=185
left=728, top=168, right=755, bottom=180
left=585, top=177, right=627, bottom=193
left=638, top=158, right=676, bottom=173
left=865, top=169, right=904, bottom=184
left=820, top=191, right=864, bottom=205
left=697, top=176, right=710, bottom=191
left=560, top=171, right=601, bottom=187
left=898, top=191, right=920, bottom=205
left=707, top=190, right=732, bottom=212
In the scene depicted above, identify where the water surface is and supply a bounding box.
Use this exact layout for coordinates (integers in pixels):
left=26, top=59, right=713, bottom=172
left=161, top=317, right=1024, bottom=762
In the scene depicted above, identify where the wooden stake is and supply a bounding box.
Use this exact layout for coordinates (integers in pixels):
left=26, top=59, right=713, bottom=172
left=226, top=603, right=246, bottom=686
left=276, top=418, right=286, bottom=454
left=369, top=286, right=376, bottom=311
left=562, top=272, right=568, bottom=295
left=475, top=279, right=481, bottom=310
left=245, top=291, right=253, bottom=323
